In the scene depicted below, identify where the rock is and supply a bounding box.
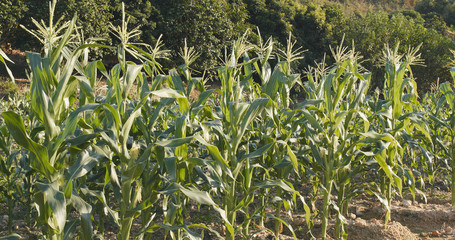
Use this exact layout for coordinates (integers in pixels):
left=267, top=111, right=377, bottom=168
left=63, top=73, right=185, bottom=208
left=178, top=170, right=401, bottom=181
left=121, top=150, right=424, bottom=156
left=293, top=218, right=305, bottom=225
left=355, top=206, right=365, bottom=216
left=431, top=230, right=441, bottom=237
left=349, top=213, right=357, bottom=220
left=445, top=226, right=453, bottom=235
left=402, top=199, right=412, bottom=207
left=370, top=218, right=380, bottom=225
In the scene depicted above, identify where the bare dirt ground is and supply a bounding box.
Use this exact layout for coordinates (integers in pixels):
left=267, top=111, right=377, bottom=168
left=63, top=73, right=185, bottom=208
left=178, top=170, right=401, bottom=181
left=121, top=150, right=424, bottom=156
left=247, top=190, right=455, bottom=240
left=1, top=190, right=453, bottom=239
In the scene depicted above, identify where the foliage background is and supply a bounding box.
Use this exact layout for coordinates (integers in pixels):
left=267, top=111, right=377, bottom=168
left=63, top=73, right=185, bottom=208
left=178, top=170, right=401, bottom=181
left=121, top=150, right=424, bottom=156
left=1, top=0, right=455, bottom=92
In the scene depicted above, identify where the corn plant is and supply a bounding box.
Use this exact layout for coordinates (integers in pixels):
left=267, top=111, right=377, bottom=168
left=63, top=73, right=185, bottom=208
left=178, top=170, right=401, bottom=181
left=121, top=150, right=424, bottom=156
left=0, top=122, right=21, bottom=234
left=438, top=64, right=455, bottom=206
left=248, top=32, right=309, bottom=238
left=1, top=1, right=109, bottom=238
left=184, top=33, right=304, bottom=240
left=360, top=44, right=432, bottom=226
left=300, top=42, right=371, bottom=239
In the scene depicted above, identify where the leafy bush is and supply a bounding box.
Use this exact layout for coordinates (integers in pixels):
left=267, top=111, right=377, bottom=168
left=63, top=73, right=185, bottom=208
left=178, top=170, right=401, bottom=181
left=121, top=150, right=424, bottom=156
left=340, top=10, right=454, bottom=92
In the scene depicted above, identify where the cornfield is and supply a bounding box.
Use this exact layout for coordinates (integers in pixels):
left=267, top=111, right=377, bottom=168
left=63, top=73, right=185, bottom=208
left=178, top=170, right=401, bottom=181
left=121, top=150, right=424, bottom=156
left=2, top=1, right=455, bottom=240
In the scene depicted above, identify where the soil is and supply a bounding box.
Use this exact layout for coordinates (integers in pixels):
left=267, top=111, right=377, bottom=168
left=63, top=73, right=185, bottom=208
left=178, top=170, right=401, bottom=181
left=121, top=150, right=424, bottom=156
left=1, top=45, right=28, bottom=79
left=247, top=190, right=455, bottom=240
left=1, top=190, right=454, bottom=239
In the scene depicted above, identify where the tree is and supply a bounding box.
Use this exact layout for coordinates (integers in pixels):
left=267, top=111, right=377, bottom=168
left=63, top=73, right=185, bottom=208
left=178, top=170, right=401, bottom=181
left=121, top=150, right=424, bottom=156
left=135, top=0, right=250, bottom=71
left=0, top=0, right=27, bottom=46
left=341, top=11, right=454, bottom=92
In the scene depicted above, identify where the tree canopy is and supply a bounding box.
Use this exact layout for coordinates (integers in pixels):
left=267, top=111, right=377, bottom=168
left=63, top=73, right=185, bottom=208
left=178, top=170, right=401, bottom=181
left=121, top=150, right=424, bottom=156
left=1, top=0, right=454, bottom=93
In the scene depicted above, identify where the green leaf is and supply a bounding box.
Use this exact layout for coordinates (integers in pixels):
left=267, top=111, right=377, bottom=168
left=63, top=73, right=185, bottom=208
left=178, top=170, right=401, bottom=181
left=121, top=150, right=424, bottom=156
left=192, top=89, right=215, bottom=109
left=71, top=194, right=93, bottom=239
left=0, top=234, right=21, bottom=240
left=67, top=150, right=99, bottom=180
left=241, top=142, right=274, bottom=160
left=360, top=131, right=396, bottom=146
left=0, top=49, right=15, bottom=82
left=156, top=137, right=193, bottom=148
left=301, top=109, right=323, bottom=132
left=178, top=185, right=217, bottom=206
left=194, top=135, right=229, bottom=168
left=36, top=182, right=66, bottom=232
left=121, top=107, right=142, bottom=157
left=164, top=157, right=177, bottom=181
left=2, top=111, right=55, bottom=179
left=151, top=88, right=186, bottom=99
left=286, top=144, right=298, bottom=171
left=374, top=149, right=394, bottom=182
left=158, top=224, right=202, bottom=240
left=233, top=98, right=269, bottom=150
left=64, top=180, right=73, bottom=199
left=123, top=64, right=143, bottom=99
left=441, top=81, right=455, bottom=111
left=255, top=180, right=295, bottom=193
left=63, top=220, right=78, bottom=240
left=266, top=214, right=298, bottom=240
left=169, top=69, right=186, bottom=93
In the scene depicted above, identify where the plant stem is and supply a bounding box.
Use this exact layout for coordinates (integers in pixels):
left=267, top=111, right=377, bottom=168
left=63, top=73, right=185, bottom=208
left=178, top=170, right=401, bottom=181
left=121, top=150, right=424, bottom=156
left=119, top=180, right=133, bottom=240
left=321, top=178, right=333, bottom=240
left=335, top=182, right=345, bottom=238
left=97, top=202, right=105, bottom=235
left=7, top=194, right=13, bottom=234
left=274, top=187, right=283, bottom=238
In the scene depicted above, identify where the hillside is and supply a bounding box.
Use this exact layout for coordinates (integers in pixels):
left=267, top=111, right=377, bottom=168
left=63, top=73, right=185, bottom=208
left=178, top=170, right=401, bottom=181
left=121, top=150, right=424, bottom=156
left=302, top=0, right=416, bottom=15
left=1, top=0, right=454, bottom=93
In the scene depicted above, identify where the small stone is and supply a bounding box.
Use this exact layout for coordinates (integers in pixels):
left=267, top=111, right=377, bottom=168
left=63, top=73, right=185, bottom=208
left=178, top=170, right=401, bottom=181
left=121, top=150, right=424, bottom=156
left=445, top=227, right=453, bottom=235
left=355, top=206, right=365, bottom=216
left=349, top=213, right=357, bottom=220
left=402, top=199, right=412, bottom=207
left=432, top=230, right=441, bottom=237
left=419, top=232, right=427, bottom=237
left=370, top=219, right=380, bottom=225
left=293, top=218, right=305, bottom=225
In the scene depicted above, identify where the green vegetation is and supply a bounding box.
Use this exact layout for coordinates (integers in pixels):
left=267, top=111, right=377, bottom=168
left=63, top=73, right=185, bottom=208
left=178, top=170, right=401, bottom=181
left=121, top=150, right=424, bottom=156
left=1, top=0, right=454, bottom=92
left=2, top=0, right=455, bottom=240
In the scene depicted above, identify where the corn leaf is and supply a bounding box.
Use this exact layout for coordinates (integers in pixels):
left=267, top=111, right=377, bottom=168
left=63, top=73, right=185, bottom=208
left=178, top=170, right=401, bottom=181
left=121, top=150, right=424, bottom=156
left=36, top=182, right=66, bottom=232
left=2, top=111, right=55, bottom=179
